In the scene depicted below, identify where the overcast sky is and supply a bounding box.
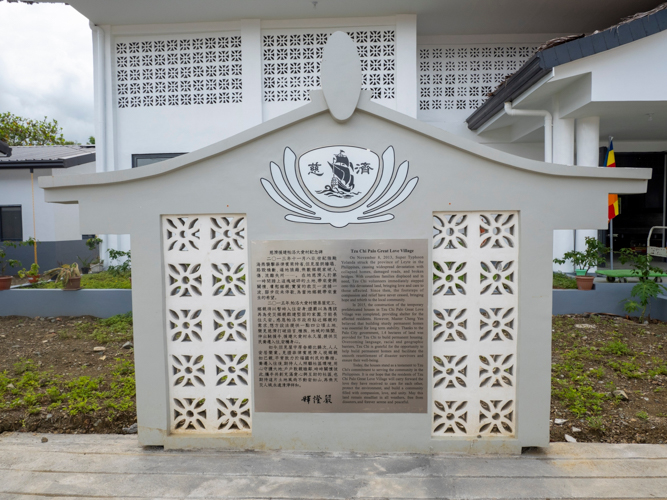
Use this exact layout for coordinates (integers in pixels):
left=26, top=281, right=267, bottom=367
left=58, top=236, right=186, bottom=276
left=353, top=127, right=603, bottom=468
left=0, top=1, right=94, bottom=144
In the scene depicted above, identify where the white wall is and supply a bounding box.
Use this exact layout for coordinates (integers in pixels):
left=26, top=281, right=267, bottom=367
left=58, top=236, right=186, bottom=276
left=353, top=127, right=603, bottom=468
left=94, top=20, right=565, bottom=175
left=0, top=163, right=96, bottom=244
left=51, top=162, right=97, bottom=241
left=554, top=30, right=667, bottom=103
left=1, top=168, right=55, bottom=242
left=98, top=16, right=417, bottom=175
left=111, top=29, right=245, bottom=171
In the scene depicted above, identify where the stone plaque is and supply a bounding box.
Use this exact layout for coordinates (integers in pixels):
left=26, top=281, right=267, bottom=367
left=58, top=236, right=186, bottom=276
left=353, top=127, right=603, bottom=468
left=251, top=239, right=428, bottom=413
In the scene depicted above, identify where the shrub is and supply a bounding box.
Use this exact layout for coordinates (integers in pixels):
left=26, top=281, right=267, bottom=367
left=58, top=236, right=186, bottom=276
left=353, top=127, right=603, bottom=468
left=553, top=272, right=577, bottom=289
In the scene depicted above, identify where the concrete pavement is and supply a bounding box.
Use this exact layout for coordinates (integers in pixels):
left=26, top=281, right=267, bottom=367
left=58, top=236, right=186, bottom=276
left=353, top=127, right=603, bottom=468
left=1, top=432, right=666, bottom=499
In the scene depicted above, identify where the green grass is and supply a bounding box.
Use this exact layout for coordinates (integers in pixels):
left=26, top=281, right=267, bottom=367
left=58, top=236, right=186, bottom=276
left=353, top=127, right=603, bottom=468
left=552, top=381, right=607, bottom=417
left=586, top=415, right=606, bottom=431
left=551, top=354, right=608, bottom=417
left=0, top=358, right=135, bottom=415
left=548, top=324, right=650, bottom=417
left=58, top=312, right=134, bottom=344
left=553, top=272, right=577, bottom=289
left=601, top=340, right=633, bottom=356
left=0, top=313, right=136, bottom=417
left=648, top=357, right=667, bottom=378
left=607, top=359, right=644, bottom=379
left=30, top=271, right=131, bottom=289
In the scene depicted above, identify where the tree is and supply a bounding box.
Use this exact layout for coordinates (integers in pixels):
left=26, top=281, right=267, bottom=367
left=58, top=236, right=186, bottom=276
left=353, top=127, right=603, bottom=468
left=0, top=112, right=73, bottom=146
left=88, top=136, right=95, bottom=145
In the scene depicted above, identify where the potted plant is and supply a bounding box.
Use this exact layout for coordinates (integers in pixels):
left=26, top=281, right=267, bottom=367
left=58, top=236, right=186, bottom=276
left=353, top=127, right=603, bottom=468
left=86, top=236, right=103, bottom=252
left=90, top=257, right=104, bottom=274
left=0, top=242, right=21, bottom=291
left=553, top=237, right=609, bottom=290
left=18, top=263, right=41, bottom=283
left=45, top=262, right=82, bottom=290
left=77, top=255, right=93, bottom=274
left=85, top=237, right=103, bottom=273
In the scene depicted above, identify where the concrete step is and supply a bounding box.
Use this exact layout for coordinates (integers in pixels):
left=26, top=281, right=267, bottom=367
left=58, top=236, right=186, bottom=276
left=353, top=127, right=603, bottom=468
left=1, top=433, right=666, bottom=499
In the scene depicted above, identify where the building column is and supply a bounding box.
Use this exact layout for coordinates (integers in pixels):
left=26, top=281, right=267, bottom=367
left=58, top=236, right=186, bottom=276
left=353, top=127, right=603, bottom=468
left=90, top=23, right=107, bottom=174
left=552, top=102, right=574, bottom=166
left=395, top=14, right=417, bottom=118
left=576, top=117, right=600, bottom=167
left=241, top=19, right=263, bottom=128
left=575, top=116, right=601, bottom=259
left=552, top=96, right=576, bottom=273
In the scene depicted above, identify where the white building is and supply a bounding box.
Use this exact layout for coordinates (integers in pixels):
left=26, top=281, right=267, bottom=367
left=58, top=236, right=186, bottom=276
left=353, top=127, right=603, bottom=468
left=0, top=144, right=95, bottom=242
left=37, top=0, right=667, bottom=266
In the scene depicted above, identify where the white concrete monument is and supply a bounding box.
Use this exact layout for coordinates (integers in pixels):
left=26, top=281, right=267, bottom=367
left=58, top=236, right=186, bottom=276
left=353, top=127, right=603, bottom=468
left=40, top=33, right=650, bottom=453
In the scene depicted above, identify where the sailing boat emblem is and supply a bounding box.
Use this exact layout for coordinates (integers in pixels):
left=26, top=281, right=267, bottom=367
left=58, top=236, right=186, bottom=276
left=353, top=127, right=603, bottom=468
left=320, top=150, right=358, bottom=198
left=298, top=146, right=380, bottom=208
left=261, top=145, right=419, bottom=227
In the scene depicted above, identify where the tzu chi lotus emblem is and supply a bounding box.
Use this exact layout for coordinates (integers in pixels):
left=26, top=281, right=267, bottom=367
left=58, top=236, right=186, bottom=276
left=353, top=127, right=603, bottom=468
left=261, top=145, right=419, bottom=227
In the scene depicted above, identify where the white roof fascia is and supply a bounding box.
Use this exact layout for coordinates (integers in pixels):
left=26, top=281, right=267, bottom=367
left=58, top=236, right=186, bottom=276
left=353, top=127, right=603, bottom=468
left=475, top=70, right=554, bottom=135
left=38, top=0, right=662, bottom=36
left=261, top=16, right=399, bottom=29
left=110, top=16, right=398, bottom=36
left=111, top=21, right=243, bottom=36
left=356, top=97, right=648, bottom=180
left=417, top=33, right=574, bottom=45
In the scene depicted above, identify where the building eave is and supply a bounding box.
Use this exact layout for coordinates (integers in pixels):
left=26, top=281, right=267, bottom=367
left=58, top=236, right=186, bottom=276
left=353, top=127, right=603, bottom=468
left=466, top=4, right=667, bottom=131
left=466, top=56, right=550, bottom=131
left=0, top=153, right=96, bottom=170
left=0, top=140, right=11, bottom=158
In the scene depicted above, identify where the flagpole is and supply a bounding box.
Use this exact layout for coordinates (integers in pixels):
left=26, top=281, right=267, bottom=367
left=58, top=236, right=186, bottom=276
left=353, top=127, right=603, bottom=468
left=30, top=168, right=38, bottom=266
left=609, top=218, right=614, bottom=270
left=606, top=136, right=615, bottom=270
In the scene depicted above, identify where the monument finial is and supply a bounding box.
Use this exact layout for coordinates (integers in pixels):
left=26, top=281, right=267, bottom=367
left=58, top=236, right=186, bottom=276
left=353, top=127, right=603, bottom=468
left=320, top=31, right=362, bottom=123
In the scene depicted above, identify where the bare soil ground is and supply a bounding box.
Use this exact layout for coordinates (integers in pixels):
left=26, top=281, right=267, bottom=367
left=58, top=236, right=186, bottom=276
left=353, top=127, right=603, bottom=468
left=550, top=314, right=667, bottom=443
left=0, top=315, right=135, bottom=434
left=1, top=313, right=666, bottom=443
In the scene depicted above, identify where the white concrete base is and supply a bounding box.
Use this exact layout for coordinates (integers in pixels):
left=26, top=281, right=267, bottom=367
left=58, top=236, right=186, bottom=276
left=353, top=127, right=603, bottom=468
left=139, top=423, right=523, bottom=455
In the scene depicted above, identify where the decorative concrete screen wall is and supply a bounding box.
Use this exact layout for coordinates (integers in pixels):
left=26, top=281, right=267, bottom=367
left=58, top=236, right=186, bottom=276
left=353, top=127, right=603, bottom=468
left=261, top=27, right=396, bottom=120
left=432, top=212, right=518, bottom=437
left=41, top=32, right=650, bottom=453
left=115, top=33, right=243, bottom=109
left=112, top=30, right=246, bottom=173
left=109, top=20, right=402, bottom=175
left=262, top=28, right=396, bottom=102
left=416, top=43, right=538, bottom=118
left=163, top=215, right=250, bottom=433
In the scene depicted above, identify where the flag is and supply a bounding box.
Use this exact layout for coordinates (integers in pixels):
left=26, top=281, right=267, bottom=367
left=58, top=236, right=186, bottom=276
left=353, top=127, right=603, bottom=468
left=606, top=139, right=619, bottom=220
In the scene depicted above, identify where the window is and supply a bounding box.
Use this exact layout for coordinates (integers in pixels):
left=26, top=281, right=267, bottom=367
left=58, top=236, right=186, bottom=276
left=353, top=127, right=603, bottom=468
left=0, top=206, right=22, bottom=241
left=132, top=153, right=185, bottom=168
